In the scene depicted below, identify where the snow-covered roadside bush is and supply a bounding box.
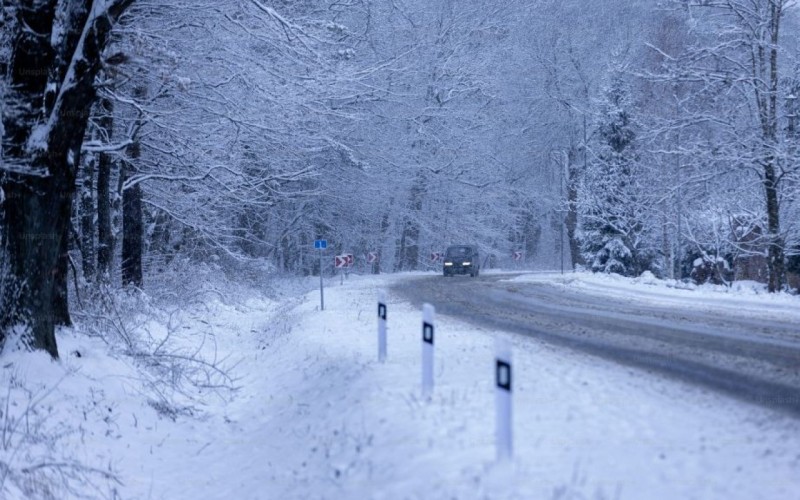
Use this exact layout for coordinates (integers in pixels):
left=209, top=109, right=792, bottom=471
left=72, top=264, right=247, bottom=419
left=1, top=262, right=291, bottom=499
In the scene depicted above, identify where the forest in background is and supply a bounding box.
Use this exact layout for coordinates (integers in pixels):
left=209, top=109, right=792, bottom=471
left=2, top=0, right=800, bottom=359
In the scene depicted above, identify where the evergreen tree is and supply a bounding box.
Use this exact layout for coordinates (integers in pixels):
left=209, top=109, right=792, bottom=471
left=580, top=70, right=655, bottom=276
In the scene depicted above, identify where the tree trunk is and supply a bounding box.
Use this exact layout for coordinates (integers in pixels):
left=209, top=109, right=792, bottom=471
left=121, top=84, right=147, bottom=288
left=0, top=1, right=61, bottom=357
left=565, top=147, right=584, bottom=269
left=121, top=138, right=144, bottom=288
left=764, top=159, right=785, bottom=292
left=522, top=214, right=541, bottom=262
left=54, top=136, right=87, bottom=326
left=375, top=212, right=389, bottom=274
left=121, top=178, right=144, bottom=288
left=1, top=175, right=72, bottom=357
left=80, top=158, right=95, bottom=279
left=394, top=232, right=406, bottom=273
left=53, top=218, right=72, bottom=327
left=96, top=98, right=115, bottom=280
left=396, top=175, right=424, bottom=271
left=398, top=221, right=420, bottom=271
left=762, top=4, right=785, bottom=292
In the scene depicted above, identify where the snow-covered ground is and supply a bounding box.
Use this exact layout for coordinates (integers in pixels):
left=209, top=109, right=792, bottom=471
left=508, top=270, right=800, bottom=326
left=2, top=271, right=799, bottom=499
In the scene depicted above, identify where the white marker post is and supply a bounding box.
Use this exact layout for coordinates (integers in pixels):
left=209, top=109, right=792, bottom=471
left=421, top=303, right=435, bottom=397
left=378, top=291, right=387, bottom=363
left=495, top=338, right=513, bottom=461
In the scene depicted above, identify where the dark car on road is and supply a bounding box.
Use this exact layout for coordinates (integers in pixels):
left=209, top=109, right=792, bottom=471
left=443, top=245, right=480, bottom=277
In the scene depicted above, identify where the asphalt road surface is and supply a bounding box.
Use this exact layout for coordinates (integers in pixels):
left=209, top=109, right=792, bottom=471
left=392, top=272, right=800, bottom=417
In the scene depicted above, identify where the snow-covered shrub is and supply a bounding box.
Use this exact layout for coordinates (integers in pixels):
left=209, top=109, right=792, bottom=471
left=71, top=267, right=240, bottom=418
left=681, top=210, right=766, bottom=284
left=0, top=370, right=121, bottom=499
left=688, top=253, right=733, bottom=286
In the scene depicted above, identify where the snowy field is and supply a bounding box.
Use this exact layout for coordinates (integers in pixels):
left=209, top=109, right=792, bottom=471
left=2, top=271, right=799, bottom=499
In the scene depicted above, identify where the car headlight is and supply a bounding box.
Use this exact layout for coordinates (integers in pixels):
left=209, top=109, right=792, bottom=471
left=463, top=261, right=471, bottom=266
left=444, top=262, right=453, bottom=266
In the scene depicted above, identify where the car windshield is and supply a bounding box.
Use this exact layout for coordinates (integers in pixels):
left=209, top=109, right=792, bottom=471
left=446, top=246, right=473, bottom=258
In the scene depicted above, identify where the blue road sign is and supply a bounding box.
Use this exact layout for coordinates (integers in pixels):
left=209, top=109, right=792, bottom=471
left=314, top=239, right=328, bottom=250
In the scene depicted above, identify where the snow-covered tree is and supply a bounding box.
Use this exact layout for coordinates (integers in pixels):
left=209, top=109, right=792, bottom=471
left=581, top=68, right=657, bottom=276
left=1, top=0, right=134, bottom=358
left=651, top=0, right=800, bottom=291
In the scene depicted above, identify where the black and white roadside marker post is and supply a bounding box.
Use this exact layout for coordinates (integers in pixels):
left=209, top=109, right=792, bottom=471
left=378, top=291, right=387, bottom=363
left=495, top=338, right=513, bottom=460
left=422, top=303, right=435, bottom=397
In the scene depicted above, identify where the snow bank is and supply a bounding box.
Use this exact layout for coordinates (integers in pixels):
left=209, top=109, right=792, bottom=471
left=509, top=271, right=800, bottom=326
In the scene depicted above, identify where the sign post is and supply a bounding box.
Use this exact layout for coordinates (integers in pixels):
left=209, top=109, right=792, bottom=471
left=367, top=252, right=379, bottom=274
left=495, top=338, right=513, bottom=460
left=314, top=239, right=327, bottom=310
left=378, top=290, right=387, bottom=362
left=344, top=254, right=354, bottom=282
left=422, top=303, right=435, bottom=397
left=334, top=255, right=346, bottom=284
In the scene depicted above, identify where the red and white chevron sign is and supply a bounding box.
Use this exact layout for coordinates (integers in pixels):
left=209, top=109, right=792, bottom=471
left=430, top=252, right=442, bottom=262
left=335, top=254, right=355, bottom=268
left=512, top=251, right=523, bottom=261
left=366, top=252, right=378, bottom=263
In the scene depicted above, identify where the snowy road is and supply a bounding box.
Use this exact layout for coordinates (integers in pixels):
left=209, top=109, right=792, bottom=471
left=393, top=272, right=800, bottom=417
